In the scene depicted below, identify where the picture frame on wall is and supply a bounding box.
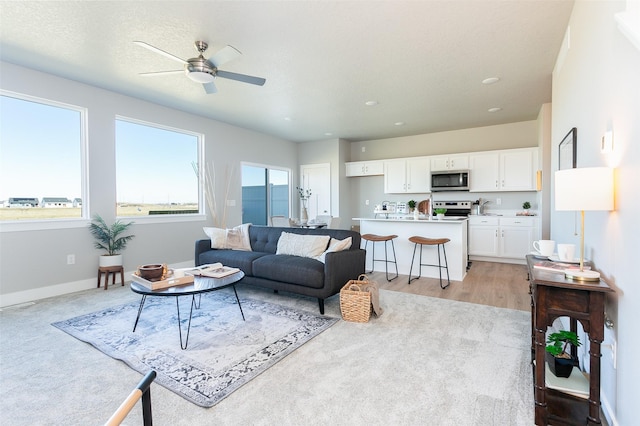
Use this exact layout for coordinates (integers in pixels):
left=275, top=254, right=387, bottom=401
left=559, top=127, right=577, bottom=169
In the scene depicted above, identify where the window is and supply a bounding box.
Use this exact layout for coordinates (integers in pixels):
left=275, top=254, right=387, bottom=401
left=115, top=118, right=201, bottom=217
left=0, top=92, right=86, bottom=222
left=241, top=164, right=290, bottom=225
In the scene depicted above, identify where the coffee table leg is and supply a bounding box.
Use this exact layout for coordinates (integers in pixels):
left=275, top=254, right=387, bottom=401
left=233, top=285, right=245, bottom=321
left=176, top=295, right=196, bottom=350
left=132, top=295, right=147, bottom=332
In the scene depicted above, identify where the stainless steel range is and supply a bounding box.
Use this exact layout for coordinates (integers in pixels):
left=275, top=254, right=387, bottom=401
left=432, top=201, right=472, bottom=219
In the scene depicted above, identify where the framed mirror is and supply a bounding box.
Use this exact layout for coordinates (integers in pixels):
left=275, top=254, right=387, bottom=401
left=559, top=127, right=577, bottom=170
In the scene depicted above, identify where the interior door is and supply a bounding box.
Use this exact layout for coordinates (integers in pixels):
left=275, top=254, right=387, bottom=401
left=300, top=163, right=330, bottom=219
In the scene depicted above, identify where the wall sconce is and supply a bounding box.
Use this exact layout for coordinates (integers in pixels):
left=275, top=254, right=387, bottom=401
left=555, top=167, right=614, bottom=281
left=601, top=130, right=614, bottom=153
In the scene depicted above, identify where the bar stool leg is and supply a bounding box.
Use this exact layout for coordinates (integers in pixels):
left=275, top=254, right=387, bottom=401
left=388, top=239, right=399, bottom=281
left=408, top=243, right=423, bottom=284
left=439, top=243, right=450, bottom=289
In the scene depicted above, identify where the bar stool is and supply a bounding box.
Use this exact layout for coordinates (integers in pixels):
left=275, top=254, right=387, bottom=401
left=361, top=234, right=399, bottom=281
left=408, top=236, right=450, bottom=289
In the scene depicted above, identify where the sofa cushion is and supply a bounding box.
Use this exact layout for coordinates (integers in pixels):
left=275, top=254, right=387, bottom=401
left=198, top=249, right=267, bottom=276
left=315, top=237, right=353, bottom=263
left=252, top=254, right=325, bottom=289
left=203, top=223, right=252, bottom=251
left=275, top=232, right=330, bottom=258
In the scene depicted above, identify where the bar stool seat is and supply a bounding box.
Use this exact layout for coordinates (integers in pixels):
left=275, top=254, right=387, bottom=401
left=361, top=234, right=399, bottom=281
left=408, top=236, right=450, bottom=289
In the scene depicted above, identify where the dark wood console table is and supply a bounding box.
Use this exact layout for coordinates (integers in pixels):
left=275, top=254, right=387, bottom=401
left=526, top=255, right=613, bottom=425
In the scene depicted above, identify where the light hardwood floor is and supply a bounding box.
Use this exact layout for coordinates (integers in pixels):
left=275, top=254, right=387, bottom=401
left=369, top=260, right=531, bottom=311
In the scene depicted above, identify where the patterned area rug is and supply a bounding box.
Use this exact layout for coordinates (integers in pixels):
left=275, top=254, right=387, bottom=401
left=52, top=290, right=337, bottom=407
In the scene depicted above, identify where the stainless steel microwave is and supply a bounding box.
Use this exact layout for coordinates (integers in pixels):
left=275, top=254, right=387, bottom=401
left=431, top=170, right=470, bottom=191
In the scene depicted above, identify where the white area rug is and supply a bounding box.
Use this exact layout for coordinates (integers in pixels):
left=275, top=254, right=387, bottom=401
left=52, top=290, right=338, bottom=407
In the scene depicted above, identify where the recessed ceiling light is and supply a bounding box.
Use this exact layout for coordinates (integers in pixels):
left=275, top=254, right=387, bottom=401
left=283, top=116, right=292, bottom=121
left=482, top=77, right=500, bottom=85
left=365, top=101, right=378, bottom=106
left=488, top=107, right=502, bottom=113
left=324, top=132, right=333, bottom=136
left=394, top=121, right=405, bottom=126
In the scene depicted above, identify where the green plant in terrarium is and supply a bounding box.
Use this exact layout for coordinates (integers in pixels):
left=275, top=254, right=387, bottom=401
left=546, top=330, right=581, bottom=358
left=522, top=201, right=531, bottom=210
left=408, top=200, right=417, bottom=210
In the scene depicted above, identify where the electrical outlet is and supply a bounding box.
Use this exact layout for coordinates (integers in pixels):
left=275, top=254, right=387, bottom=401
left=226, top=199, right=236, bottom=207
left=362, top=146, right=366, bottom=152
left=496, top=198, right=502, bottom=205
left=67, top=254, right=75, bottom=265
left=365, top=200, right=369, bottom=205
left=612, top=341, right=617, bottom=369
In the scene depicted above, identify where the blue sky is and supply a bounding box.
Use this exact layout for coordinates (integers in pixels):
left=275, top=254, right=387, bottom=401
left=1, top=94, right=291, bottom=205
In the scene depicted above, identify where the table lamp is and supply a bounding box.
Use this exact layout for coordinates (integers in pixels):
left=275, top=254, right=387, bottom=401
left=554, top=167, right=614, bottom=281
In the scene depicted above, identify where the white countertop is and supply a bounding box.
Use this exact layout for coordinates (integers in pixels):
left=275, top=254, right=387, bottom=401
left=353, top=216, right=468, bottom=223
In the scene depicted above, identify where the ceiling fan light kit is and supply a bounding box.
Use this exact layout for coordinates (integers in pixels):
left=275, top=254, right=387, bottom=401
left=135, top=40, right=265, bottom=93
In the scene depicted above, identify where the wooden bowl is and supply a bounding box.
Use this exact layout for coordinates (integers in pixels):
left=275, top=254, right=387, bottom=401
left=138, top=264, right=164, bottom=280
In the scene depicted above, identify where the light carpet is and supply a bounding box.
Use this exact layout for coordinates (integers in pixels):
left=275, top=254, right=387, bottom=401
left=1, top=285, right=532, bottom=425
left=51, top=291, right=338, bottom=408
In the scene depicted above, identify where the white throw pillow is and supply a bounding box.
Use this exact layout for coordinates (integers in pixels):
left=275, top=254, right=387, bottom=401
left=315, top=237, right=352, bottom=263
left=276, top=232, right=330, bottom=259
left=203, top=223, right=252, bottom=251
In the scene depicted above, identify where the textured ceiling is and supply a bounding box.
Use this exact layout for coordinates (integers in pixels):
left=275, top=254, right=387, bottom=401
left=0, top=1, right=574, bottom=143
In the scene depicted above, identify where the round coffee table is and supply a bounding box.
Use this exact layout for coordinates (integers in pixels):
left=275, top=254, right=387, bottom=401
left=130, top=271, right=245, bottom=349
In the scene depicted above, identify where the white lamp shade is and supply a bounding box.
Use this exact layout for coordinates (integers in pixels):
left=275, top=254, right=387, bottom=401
left=555, top=167, right=614, bottom=211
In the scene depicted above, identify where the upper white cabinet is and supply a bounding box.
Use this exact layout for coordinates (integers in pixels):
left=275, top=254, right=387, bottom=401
left=384, top=157, right=431, bottom=193
left=469, top=148, right=538, bottom=192
left=430, top=154, right=469, bottom=172
left=345, top=160, right=384, bottom=177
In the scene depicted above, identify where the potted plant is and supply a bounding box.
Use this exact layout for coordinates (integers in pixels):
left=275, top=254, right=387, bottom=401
left=407, top=199, right=417, bottom=212
left=434, top=208, right=447, bottom=220
left=88, top=214, right=135, bottom=267
left=522, top=201, right=531, bottom=215
left=546, top=330, right=581, bottom=377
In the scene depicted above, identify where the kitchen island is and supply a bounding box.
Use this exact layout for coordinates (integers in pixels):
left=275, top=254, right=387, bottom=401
left=354, top=217, right=468, bottom=282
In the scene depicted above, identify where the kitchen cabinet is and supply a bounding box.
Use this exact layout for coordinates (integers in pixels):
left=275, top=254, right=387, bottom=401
left=345, top=160, right=384, bottom=177
left=430, top=154, right=469, bottom=172
left=468, top=216, right=500, bottom=256
left=469, top=216, right=539, bottom=261
left=469, top=148, right=538, bottom=192
left=384, top=157, right=431, bottom=193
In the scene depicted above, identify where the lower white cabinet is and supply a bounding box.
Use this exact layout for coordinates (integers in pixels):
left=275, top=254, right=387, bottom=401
left=469, top=216, right=539, bottom=262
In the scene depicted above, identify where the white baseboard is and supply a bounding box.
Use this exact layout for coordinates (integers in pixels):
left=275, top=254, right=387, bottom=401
left=0, top=261, right=193, bottom=308
left=601, top=392, right=618, bottom=426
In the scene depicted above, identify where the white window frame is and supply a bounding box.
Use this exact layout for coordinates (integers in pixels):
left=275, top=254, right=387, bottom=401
left=0, top=90, right=89, bottom=232
left=115, top=116, right=205, bottom=223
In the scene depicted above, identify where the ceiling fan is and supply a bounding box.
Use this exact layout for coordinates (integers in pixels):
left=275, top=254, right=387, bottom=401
left=133, top=40, right=266, bottom=94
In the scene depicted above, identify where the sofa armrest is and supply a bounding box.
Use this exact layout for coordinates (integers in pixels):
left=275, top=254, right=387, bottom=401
left=195, top=239, right=213, bottom=266
left=323, top=248, right=366, bottom=296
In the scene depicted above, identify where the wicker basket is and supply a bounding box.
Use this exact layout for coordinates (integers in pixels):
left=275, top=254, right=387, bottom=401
left=340, top=274, right=373, bottom=323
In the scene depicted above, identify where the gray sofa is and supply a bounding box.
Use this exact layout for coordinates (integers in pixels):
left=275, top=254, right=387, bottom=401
left=195, top=225, right=365, bottom=314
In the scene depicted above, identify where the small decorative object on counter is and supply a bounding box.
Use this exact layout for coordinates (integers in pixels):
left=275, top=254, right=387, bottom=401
left=518, top=201, right=534, bottom=216
left=434, top=208, right=447, bottom=220
left=407, top=199, right=416, bottom=212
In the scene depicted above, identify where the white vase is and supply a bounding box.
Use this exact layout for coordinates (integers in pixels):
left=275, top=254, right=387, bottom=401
left=437, top=213, right=445, bottom=220
left=99, top=254, right=123, bottom=267
left=301, top=207, right=308, bottom=224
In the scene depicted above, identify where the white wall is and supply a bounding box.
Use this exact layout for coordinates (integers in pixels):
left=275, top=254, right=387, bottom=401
left=0, top=62, right=297, bottom=305
left=550, top=1, right=639, bottom=424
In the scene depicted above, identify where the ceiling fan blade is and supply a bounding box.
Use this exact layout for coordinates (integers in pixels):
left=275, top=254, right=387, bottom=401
left=208, top=45, right=242, bottom=67
left=216, top=70, right=266, bottom=86
left=139, top=70, right=183, bottom=77
left=133, top=41, right=188, bottom=65
left=203, top=82, right=217, bottom=94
